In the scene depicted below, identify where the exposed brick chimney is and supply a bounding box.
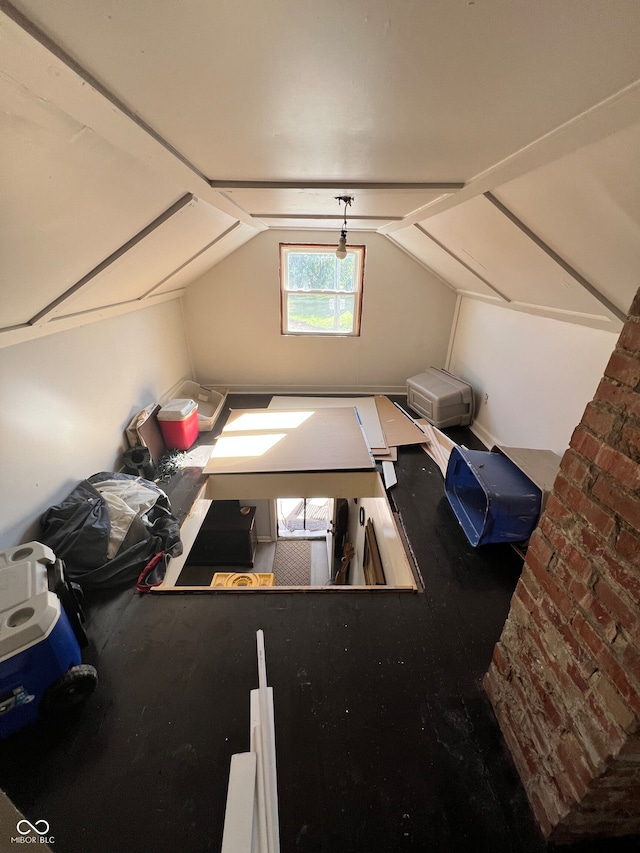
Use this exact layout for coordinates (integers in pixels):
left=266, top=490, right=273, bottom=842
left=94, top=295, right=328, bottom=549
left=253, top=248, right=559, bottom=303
left=484, top=289, right=640, bottom=843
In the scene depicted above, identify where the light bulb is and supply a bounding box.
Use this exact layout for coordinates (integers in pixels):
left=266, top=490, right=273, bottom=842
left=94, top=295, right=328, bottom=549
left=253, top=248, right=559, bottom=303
left=336, top=234, right=347, bottom=259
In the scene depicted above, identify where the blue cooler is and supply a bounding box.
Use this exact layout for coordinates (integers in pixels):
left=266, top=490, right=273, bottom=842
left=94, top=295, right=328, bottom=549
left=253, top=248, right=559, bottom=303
left=0, top=542, right=96, bottom=738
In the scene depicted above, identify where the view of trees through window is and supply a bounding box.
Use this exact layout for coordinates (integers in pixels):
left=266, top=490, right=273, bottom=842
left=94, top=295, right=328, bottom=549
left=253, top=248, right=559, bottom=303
left=280, top=245, right=365, bottom=335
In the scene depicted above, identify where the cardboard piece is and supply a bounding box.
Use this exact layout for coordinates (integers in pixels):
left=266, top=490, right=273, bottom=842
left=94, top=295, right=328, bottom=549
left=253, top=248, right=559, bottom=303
left=373, top=447, right=398, bottom=462
left=374, top=396, right=429, bottom=447
left=125, top=403, right=167, bottom=464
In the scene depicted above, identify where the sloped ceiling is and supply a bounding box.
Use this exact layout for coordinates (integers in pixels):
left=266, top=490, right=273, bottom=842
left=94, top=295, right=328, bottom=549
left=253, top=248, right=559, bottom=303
left=2, top=1, right=640, bottom=346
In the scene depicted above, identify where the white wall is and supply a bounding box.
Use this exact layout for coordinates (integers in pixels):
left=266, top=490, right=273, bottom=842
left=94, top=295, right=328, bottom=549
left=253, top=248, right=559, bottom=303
left=448, top=298, right=620, bottom=454
left=182, top=230, right=457, bottom=393
left=345, top=495, right=414, bottom=587
left=0, top=301, right=192, bottom=550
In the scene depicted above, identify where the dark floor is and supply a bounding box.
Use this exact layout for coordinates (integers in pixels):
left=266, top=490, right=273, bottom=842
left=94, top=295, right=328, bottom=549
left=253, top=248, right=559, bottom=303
left=0, top=396, right=638, bottom=853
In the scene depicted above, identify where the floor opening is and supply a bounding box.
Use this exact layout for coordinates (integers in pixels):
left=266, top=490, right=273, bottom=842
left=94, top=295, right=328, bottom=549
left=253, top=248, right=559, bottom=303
left=163, top=493, right=417, bottom=591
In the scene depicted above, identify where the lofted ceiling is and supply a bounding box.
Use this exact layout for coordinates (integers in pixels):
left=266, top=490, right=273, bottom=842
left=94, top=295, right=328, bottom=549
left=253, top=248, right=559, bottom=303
left=2, top=0, right=640, bottom=346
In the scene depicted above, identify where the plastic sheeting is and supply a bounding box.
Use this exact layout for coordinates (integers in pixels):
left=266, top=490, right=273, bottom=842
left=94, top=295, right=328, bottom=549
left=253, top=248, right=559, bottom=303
left=39, top=472, right=182, bottom=590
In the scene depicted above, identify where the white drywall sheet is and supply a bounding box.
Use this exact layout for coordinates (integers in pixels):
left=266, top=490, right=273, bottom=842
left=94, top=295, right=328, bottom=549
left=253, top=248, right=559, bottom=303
left=268, top=396, right=387, bottom=452
left=204, top=407, right=375, bottom=475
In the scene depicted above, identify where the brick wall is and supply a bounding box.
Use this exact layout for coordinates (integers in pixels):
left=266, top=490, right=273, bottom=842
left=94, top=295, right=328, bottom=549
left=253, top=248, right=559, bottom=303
left=484, top=289, right=640, bottom=843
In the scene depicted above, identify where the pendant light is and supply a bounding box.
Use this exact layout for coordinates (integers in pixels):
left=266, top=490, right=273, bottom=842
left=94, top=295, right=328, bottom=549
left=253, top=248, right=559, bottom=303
left=335, top=195, right=353, bottom=259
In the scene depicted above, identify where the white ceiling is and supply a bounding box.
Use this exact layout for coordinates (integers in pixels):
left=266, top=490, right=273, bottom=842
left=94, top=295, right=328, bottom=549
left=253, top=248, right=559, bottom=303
left=2, top=0, right=640, bottom=344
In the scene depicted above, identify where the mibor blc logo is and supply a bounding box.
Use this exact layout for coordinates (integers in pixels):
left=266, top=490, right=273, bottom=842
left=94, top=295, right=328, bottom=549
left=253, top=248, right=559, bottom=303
left=11, top=819, right=55, bottom=845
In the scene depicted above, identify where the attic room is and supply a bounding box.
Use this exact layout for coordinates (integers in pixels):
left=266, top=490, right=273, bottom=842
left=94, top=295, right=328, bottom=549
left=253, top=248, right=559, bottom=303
left=1, top=1, right=640, bottom=850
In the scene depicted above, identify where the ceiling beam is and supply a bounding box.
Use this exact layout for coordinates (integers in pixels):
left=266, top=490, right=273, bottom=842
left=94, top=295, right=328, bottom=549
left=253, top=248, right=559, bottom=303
left=210, top=181, right=464, bottom=191
left=0, top=3, right=263, bottom=229
left=0, top=2, right=210, bottom=180
left=414, top=225, right=511, bottom=303
left=251, top=214, right=404, bottom=222
left=0, top=291, right=182, bottom=350
left=140, top=222, right=243, bottom=299
left=383, top=235, right=458, bottom=294
left=29, top=195, right=194, bottom=325
left=380, top=77, right=640, bottom=233
left=484, top=192, right=627, bottom=321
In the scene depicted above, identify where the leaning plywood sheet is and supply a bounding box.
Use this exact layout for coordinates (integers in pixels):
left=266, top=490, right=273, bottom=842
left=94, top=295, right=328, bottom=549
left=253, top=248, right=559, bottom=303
left=374, top=396, right=429, bottom=447
left=204, top=407, right=375, bottom=475
left=268, top=396, right=387, bottom=453
left=419, top=421, right=457, bottom=477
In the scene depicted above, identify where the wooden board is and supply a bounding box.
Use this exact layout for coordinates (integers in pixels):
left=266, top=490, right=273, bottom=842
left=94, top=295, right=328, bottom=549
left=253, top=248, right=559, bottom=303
left=363, top=520, right=385, bottom=585
left=204, top=407, right=375, bottom=475
left=382, top=461, right=397, bottom=490
left=419, top=421, right=456, bottom=477
left=204, top=470, right=384, bottom=501
left=374, top=446, right=398, bottom=462
left=268, top=396, right=388, bottom=453
left=374, top=396, right=429, bottom=447
left=221, top=752, right=257, bottom=853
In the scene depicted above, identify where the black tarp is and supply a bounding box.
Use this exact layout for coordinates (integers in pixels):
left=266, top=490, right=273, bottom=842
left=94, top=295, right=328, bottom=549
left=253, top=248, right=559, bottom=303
left=39, top=472, right=182, bottom=590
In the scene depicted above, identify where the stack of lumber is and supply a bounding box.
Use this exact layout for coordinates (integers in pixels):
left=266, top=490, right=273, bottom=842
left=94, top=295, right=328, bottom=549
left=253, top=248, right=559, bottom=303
left=374, top=396, right=457, bottom=477
left=267, top=394, right=458, bottom=480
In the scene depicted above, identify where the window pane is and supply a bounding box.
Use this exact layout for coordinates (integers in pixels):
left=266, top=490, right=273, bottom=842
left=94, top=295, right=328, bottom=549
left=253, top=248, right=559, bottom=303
left=287, top=252, right=338, bottom=291
left=286, top=251, right=357, bottom=292
left=337, top=253, right=356, bottom=291
left=286, top=293, right=355, bottom=333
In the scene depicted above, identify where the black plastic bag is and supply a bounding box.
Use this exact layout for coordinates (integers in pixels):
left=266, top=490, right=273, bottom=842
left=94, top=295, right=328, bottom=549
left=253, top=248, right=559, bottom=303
left=40, top=472, right=182, bottom=590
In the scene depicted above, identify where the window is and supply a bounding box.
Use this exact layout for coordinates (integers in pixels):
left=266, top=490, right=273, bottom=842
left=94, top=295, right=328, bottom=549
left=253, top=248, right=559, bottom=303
left=280, top=244, right=365, bottom=336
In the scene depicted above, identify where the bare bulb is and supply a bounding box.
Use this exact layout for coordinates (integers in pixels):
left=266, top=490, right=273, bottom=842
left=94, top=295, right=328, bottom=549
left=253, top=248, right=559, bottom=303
left=336, top=235, right=347, bottom=259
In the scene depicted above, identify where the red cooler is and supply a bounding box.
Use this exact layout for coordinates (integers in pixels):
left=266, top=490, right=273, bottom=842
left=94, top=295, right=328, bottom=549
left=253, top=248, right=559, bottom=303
left=157, top=398, right=199, bottom=450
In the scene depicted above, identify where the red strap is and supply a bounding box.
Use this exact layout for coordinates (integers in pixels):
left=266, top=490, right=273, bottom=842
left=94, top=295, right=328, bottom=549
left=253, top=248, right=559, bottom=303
left=136, top=551, right=165, bottom=593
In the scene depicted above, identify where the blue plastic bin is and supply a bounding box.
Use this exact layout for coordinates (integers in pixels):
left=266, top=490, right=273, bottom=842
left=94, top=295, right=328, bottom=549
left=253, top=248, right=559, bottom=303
left=444, top=447, right=542, bottom=547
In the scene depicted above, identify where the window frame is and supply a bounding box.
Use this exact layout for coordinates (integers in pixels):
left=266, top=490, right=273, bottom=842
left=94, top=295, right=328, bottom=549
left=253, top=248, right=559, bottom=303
left=279, top=243, right=366, bottom=337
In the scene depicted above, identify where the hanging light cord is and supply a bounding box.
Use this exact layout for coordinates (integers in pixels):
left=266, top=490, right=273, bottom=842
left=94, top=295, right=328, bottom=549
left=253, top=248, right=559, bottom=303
left=341, top=197, right=350, bottom=238
left=338, top=195, right=352, bottom=239
left=335, top=195, right=353, bottom=258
